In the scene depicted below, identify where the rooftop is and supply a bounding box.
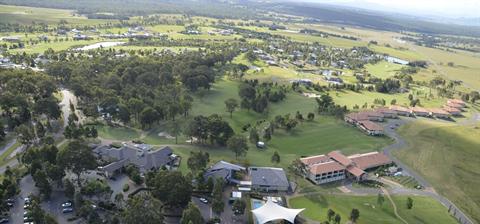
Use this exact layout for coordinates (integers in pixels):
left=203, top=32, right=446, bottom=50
left=249, top=167, right=290, bottom=188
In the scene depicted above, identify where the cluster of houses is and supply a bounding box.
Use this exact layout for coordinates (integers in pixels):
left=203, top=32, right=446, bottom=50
left=300, top=150, right=392, bottom=184
left=345, top=99, right=467, bottom=136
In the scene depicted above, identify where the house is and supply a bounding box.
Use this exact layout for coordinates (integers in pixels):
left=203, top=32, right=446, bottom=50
left=428, top=108, right=450, bottom=118
left=301, top=151, right=392, bottom=185
left=73, top=34, right=90, bottom=40
left=389, top=105, right=411, bottom=116
left=411, top=106, right=429, bottom=117
left=443, top=106, right=462, bottom=116
left=93, top=144, right=179, bottom=177
left=358, top=120, right=384, bottom=136
left=375, top=107, right=398, bottom=118
left=248, top=167, right=290, bottom=192
left=385, top=56, right=409, bottom=65
left=446, top=101, right=465, bottom=109
left=204, top=161, right=246, bottom=184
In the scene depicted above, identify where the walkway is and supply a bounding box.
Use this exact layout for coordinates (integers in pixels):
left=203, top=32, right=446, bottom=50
left=381, top=187, right=408, bottom=224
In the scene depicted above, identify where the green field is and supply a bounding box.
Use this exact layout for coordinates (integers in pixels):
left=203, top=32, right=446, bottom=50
left=0, top=4, right=110, bottom=25
left=394, top=121, right=480, bottom=223
left=92, top=124, right=141, bottom=141
left=289, top=194, right=458, bottom=224
left=365, top=61, right=405, bottom=79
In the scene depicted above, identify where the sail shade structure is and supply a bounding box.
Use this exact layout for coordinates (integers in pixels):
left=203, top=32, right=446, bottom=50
left=251, top=198, right=305, bottom=224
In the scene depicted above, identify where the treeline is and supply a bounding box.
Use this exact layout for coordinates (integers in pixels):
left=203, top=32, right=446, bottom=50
left=299, top=28, right=359, bottom=41
left=44, top=49, right=237, bottom=128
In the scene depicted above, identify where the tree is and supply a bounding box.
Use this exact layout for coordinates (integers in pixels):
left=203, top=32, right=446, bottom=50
left=187, top=151, right=210, bottom=172
left=249, top=127, right=259, bottom=144
left=64, top=179, right=75, bottom=199
left=181, top=202, right=204, bottom=224
left=139, top=106, right=159, bottom=129
left=307, top=112, right=315, bottom=121
left=227, top=135, right=248, bottom=159
left=377, top=193, right=385, bottom=206
left=224, top=98, right=239, bottom=118
left=350, top=208, right=360, bottom=222
left=334, top=214, right=341, bottom=224
left=407, top=197, right=413, bottom=209
left=57, top=140, right=97, bottom=186
left=327, top=209, right=335, bottom=222
left=147, top=170, right=192, bottom=208
left=232, top=199, right=246, bottom=215
left=271, top=151, right=280, bottom=164
left=211, top=178, right=225, bottom=215
left=122, top=194, right=164, bottom=224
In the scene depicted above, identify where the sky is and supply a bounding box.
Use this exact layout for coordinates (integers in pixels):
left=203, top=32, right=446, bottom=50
left=304, top=0, right=480, bottom=18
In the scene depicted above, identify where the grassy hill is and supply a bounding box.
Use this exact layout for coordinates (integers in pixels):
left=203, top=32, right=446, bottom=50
left=289, top=194, right=459, bottom=224
left=394, top=120, right=480, bottom=223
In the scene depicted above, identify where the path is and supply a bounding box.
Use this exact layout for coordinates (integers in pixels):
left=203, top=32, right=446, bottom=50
left=381, top=187, right=408, bottom=224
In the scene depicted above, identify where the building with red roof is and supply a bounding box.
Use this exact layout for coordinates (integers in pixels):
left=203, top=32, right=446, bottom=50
left=301, top=151, right=392, bottom=185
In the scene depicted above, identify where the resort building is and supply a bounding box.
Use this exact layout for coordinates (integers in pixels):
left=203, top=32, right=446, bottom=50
left=428, top=108, right=450, bottom=118
left=411, top=106, right=430, bottom=117
left=358, top=120, right=384, bottom=136
left=389, top=105, right=411, bottom=116
left=375, top=107, right=398, bottom=118
left=204, top=161, right=246, bottom=184
left=93, top=144, right=179, bottom=177
left=300, top=151, right=392, bottom=185
left=447, top=99, right=466, bottom=107
left=443, top=106, right=462, bottom=116
left=248, top=167, right=290, bottom=192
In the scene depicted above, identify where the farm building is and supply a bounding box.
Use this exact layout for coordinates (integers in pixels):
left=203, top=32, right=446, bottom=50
left=443, top=106, right=462, bottom=116
left=358, top=120, right=384, bottom=136
left=375, top=107, right=398, bottom=118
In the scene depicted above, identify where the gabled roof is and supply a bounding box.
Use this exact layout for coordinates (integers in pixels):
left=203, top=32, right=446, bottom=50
left=358, top=120, right=383, bottom=131
left=428, top=108, right=449, bottom=115
left=327, top=151, right=353, bottom=167
left=346, top=166, right=365, bottom=177
left=309, top=161, right=345, bottom=174
left=349, top=152, right=392, bottom=170
left=300, top=155, right=330, bottom=166
left=389, top=105, right=410, bottom=112
left=411, top=106, right=429, bottom=113
left=210, top=161, right=246, bottom=172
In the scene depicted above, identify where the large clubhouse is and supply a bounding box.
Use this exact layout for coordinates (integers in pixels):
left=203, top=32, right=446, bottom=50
left=300, top=150, right=392, bottom=185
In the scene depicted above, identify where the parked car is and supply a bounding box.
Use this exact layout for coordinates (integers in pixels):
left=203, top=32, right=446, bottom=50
left=62, top=202, right=72, bottom=208
left=62, top=207, right=73, bottom=213
left=199, top=198, right=208, bottom=204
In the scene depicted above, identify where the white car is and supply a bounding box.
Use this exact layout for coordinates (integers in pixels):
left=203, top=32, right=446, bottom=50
left=62, top=202, right=72, bottom=208
left=199, top=198, right=208, bottom=204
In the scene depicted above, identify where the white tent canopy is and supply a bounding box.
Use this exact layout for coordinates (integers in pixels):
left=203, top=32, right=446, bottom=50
left=251, top=198, right=305, bottom=224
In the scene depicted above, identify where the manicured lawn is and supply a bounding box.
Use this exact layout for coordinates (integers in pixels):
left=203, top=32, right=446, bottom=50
left=92, top=124, right=141, bottom=141
left=394, top=120, right=480, bottom=223
left=0, top=140, right=21, bottom=167
left=289, top=194, right=458, bottom=224
left=365, top=61, right=405, bottom=79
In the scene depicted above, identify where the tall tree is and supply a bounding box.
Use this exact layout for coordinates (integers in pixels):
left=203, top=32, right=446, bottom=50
left=147, top=170, right=192, bottom=208
left=224, top=98, right=239, bottom=118
left=377, top=193, right=385, bottom=206
left=211, top=178, right=225, bottom=215
left=180, top=202, right=204, bottom=224
left=227, top=135, right=248, bottom=159
left=334, top=214, right=341, bottom=224
left=407, top=197, right=413, bottom=209
left=57, top=140, right=97, bottom=186
left=187, top=151, right=210, bottom=172
left=122, top=194, right=164, bottom=224
left=350, top=208, right=360, bottom=223
left=232, top=199, right=246, bottom=215
left=271, top=151, right=280, bottom=164
left=327, top=209, right=335, bottom=222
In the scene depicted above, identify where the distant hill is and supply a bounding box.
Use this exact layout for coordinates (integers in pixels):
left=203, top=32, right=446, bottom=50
left=255, top=1, right=480, bottom=38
